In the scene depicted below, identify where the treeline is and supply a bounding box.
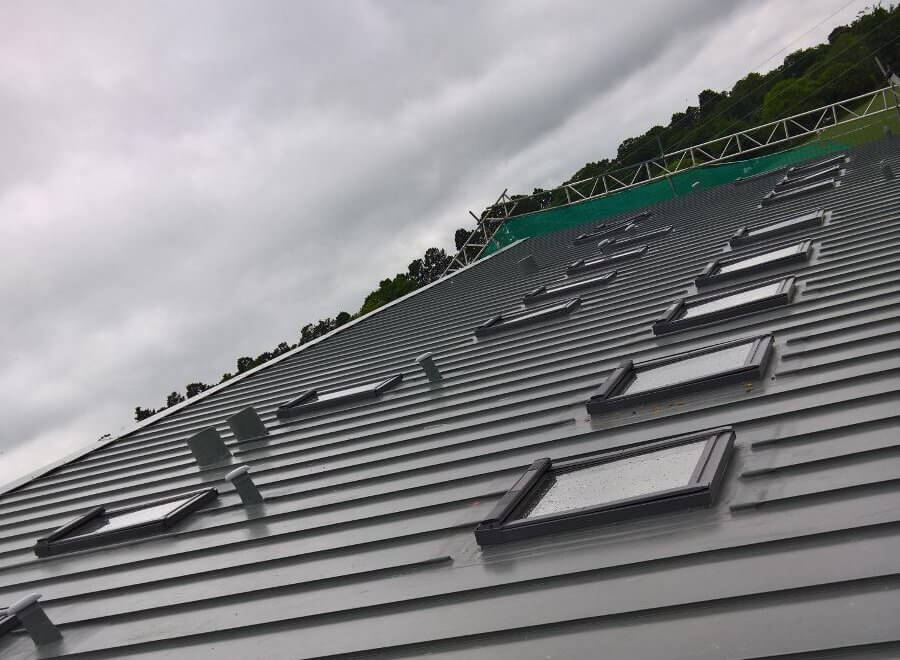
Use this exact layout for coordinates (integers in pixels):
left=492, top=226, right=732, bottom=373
left=134, top=246, right=461, bottom=421
left=502, top=5, right=900, bottom=216
left=135, top=6, right=898, bottom=422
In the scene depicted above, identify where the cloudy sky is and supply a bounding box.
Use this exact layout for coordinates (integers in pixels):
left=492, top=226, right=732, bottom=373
left=0, top=0, right=873, bottom=488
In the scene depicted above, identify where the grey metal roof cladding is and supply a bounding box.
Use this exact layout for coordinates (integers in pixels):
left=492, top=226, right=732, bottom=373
left=1, top=138, right=899, bottom=658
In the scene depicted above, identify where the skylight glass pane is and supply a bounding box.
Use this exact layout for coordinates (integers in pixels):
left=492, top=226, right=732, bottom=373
left=67, top=498, right=192, bottom=539
left=718, top=244, right=801, bottom=275
left=626, top=341, right=756, bottom=395
left=680, top=282, right=782, bottom=320
left=748, top=211, right=820, bottom=238
left=524, top=440, right=706, bottom=518
left=505, top=303, right=568, bottom=324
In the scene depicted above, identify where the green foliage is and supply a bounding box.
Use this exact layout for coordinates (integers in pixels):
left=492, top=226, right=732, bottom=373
left=761, top=77, right=822, bottom=122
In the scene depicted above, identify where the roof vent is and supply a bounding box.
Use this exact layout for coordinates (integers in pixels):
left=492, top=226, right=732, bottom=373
left=8, top=594, right=61, bottom=646
left=518, top=255, right=540, bottom=275
left=880, top=159, right=894, bottom=180
left=227, top=406, right=268, bottom=442
left=225, top=465, right=264, bottom=505
left=187, top=427, right=232, bottom=467
left=415, top=352, right=442, bottom=383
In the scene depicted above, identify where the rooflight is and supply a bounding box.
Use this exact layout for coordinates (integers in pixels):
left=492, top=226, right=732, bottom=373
left=567, top=245, right=648, bottom=275
left=696, top=240, right=812, bottom=285
left=587, top=335, right=773, bottom=414
left=730, top=210, right=824, bottom=246
left=34, top=488, right=217, bottom=557
left=572, top=211, right=651, bottom=245
left=524, top=270, right=616, bottom=304
left=653, top=278, right=794, bottom=334
left=775, top=164, right=841, bottom=191
left=602, top=225, right=672, bottom=250
left=786, top=154, right=846, bottom=176
left=474, top=428, right=734, bottom=545
left=276, top=374, right=403, bottom=419
left=761, top=179, right=835, bottom=206
left=475, top=298, right=581, bottom=338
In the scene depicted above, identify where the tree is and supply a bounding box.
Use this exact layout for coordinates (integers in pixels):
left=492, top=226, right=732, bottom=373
left=358, top=274, right=418, bottom=315
left=761, top=78, right=821, bottom=122
left=455, top=228, right=470, bottom=250
left=135, top=406, right=157, bottom=421
left=186, top=382, right=211, bottom=398
left=166, top=391, right=185, bottom=407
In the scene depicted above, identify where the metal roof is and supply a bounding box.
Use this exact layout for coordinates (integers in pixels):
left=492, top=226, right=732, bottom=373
left=1, top=138, right=899, bottom=658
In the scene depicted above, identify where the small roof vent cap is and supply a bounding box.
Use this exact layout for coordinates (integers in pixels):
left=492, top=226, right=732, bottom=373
left=415, top=352, right=443, bottom=383
left=225, top=465, right=264, bottom=505
left=227, top=406, right=268, bottom=442
left=187, top=427, right=232, bottom=467
left=8, top=593, right=61, bottom=646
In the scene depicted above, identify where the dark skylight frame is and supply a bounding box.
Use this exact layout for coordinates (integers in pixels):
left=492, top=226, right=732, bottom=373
left=653, top=277, right=795, bottom=335
left=761, top=178, right=835, bottom=206
left=586, top=335, right=773, bottom=414
left=524, top=271, right=616, bottom=304
left=730, top=209, right=824, bottom=246
left=277, top=374, right=404, bottom=419
left=696, top=240, right=812, bottom=285
left=475, top=298, right=581, bottom=337
left=568, top=245, right=648, bottom=275
left=474, top=428, right=734, bottom=545
left=34, top=488, right=217, bottom=557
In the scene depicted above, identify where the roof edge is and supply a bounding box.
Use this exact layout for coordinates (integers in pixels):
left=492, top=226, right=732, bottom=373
left=0, top=239, right=527, bottom=497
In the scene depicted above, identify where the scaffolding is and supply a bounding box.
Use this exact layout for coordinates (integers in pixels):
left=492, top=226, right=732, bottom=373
left=443, top=81, right=900, bottom=277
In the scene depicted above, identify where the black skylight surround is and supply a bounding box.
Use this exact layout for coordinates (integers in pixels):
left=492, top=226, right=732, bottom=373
left=572, top=211, right=651, bottom=245
left=653, top=277, right=795, bottom=335
left=601, top=225, right=672, bottom=250
left=730, top=209, right=824, bottom=246
left=475, top=298, right=581, bottom=337
left=568, top=245, right=648, bottom=275
left=34, top=488, right=217, bottom=557
left=524, top=271, right=616, bottom=304
left=474, top=428, right=734, bottom=545
left=761, top=178, right=835, bottom=206
left=586, top=335, right=773, bottom=414
left=696, top=240, right=812, bottom=285
left=277, top=374, right=403, bottom=419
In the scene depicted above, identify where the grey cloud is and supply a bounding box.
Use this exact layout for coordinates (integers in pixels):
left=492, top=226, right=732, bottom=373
left=0, top=0, right=870, bottom=486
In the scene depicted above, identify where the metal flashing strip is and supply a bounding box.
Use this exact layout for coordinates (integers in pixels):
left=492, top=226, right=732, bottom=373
left=0, top=239, right=528, bottom=497
left=474, top=428, right=734, bottom=545
left=586, top=335, right=773, bottom=414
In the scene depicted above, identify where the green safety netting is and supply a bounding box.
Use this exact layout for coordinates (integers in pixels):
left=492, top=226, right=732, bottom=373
left=483, top=136, right=860, bottom=255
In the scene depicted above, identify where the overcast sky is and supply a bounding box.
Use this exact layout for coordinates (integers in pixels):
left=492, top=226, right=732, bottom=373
left=0, top=0, right=874, bottom=488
